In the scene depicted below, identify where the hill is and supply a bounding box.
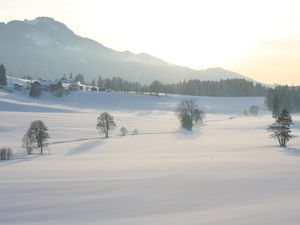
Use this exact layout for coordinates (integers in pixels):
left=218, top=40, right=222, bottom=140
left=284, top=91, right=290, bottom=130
left=0, top=17, right=252, bottom=84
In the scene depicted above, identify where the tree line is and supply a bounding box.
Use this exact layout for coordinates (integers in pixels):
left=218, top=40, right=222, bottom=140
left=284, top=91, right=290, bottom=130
left=0, top=63, right=268, bottom=97
left=87, top=75, right=267, bottom=97
left=163, top=79, right=266, bottom=97
left=264, top=85, right=298, bottom=148
left=265, top=85, right=300, bottom=113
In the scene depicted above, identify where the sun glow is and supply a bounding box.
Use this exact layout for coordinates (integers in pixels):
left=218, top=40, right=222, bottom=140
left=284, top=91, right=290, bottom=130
left=2, top=0, right=300, bottom=84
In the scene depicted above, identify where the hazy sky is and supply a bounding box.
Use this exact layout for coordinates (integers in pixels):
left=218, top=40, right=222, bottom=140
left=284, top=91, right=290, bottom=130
left=2, top=0, right=300, bottom=84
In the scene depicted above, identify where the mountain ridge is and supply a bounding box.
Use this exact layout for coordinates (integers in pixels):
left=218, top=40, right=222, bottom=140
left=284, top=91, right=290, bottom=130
left=0, top=17, right=254, bottom=84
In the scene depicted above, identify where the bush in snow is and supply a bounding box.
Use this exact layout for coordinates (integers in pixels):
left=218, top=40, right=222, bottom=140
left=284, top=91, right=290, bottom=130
left=0, top=147, right=13, bottom=160
left=176, top=99, right=205, bottom=131
left=96, top=112, right=116, bottom=138
left=90, top=87, right=98, bottom=91
left=132, top=129, right=139, bottom=135
left=249, top=105, right=258, bottom=116
left=243, top=110, right=249, bottom=116
left=120, top=127, right=128, bottom=136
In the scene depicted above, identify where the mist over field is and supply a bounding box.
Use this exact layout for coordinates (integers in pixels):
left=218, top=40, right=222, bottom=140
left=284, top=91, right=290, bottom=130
left=1, top=2, right=300, bottom=224
left=1, top=82, right=300, bottom=224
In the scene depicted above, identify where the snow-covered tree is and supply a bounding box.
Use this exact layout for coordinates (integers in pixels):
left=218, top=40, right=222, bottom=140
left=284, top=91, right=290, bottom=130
left=176, top=99, right=205, bottom=131
left=268, top=109, right=294, bottom=147
left=25, top=120, right=50, bottom=154
left=0, top=64, right=7, bottom=86
left=96, top=112, right=116, bottom=138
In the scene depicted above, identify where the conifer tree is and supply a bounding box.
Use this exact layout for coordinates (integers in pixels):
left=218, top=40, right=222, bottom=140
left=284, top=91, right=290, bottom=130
left=268, top=109, right=293, bottom=147
left=91, top=79, right=96, bottom=87
left=0, top=64, right=7, bottom=86
left=29, top=81, right=42, bottom=98
left=272, top=95, right=280, bottom=118
left=97, top=76, right=103, bottom=89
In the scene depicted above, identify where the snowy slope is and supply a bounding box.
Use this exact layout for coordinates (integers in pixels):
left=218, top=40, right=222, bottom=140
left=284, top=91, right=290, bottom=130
left=0, top=86, right=266, bottom=114
left=1, top=90, right=300, bottom=225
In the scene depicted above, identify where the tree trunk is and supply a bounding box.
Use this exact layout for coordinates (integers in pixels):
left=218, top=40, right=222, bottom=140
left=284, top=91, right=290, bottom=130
left=40, top=142, right=43, bottom=155
left=106, top=119, right=109, bottom=138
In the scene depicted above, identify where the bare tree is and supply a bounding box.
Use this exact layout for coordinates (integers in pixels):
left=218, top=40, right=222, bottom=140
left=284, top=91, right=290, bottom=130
left=176, top=99, right=205, bottom=131
left=249, top=105, right=258, bottom=116
left=120, top=127, right=128, bottom=136
left=25, top=120, right=50, bottom=154
left=132, top=129, right=139, bottom=135
left=96, top=112, right=116, bottom=138
left=150, top=80, right=162, bottom=96
left=0, top=148, right=12, bottom=160
left=22, top=134, right=33, bottom=155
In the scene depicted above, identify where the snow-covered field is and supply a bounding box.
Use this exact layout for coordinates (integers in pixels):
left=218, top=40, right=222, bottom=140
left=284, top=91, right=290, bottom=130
left=1, top=90, right=300, bottom=225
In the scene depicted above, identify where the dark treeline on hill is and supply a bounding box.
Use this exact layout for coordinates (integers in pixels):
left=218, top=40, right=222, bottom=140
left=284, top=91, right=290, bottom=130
left=95, top=76, right=142, bottom=93
left=265, top=85, right=300, bottom=113
left=95, top=75, right=266, bottom=97
left=0, top=62, right=268, bottom=98
left=163, top=79, right=266, bottom=96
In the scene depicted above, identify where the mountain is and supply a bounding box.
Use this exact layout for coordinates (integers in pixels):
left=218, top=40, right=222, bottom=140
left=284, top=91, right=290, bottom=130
left=0, top=17, right=252, bottom=84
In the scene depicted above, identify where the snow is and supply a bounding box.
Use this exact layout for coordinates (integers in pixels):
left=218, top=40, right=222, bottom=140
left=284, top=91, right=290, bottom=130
left=24, top=19, right=39, bottom=26
left=1, top=87, right=300, bottom=225
left=25, top=32, right=53, bottom=47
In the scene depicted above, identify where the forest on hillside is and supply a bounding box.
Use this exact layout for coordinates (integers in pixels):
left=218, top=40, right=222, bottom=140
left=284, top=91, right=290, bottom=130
left=265, top=85, right=300, bottom=113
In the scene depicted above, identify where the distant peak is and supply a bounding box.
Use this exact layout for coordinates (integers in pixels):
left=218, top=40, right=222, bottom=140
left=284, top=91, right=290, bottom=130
left=204, top=67, right=226, bottom=72
left=23, top=17, right=74, bottom=34
left=24, top=17, right=56, bottom=25
left=33, top=17, right=56, bottom=22
left=122, top=50, right=132, bottom=54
